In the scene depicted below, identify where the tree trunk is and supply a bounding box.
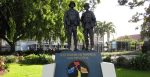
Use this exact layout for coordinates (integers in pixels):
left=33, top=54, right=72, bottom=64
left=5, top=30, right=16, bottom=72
left=102, top=35, right=104, bottom=52
left=38, top=40, right=42, bottom=49
left=0, top=36, right=17, bottom=52
left=107, top=32, right=110, bottom=51
left=97, top=35, right=99, bottom=52
left=10, top=43, right=16, bottom=52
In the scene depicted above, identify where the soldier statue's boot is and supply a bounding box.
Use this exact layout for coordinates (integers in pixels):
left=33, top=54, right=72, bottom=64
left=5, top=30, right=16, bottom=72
left=74, top=47, right=78, bottom=51
left=90, top=47, right=94, bottom=51
left=68, top=43, right=71, bottom=50
left=90, top=43, right=94, bottom=50
left=68, top=46, right=71, bottom=50
left=85, top=45, right=89, bottom=51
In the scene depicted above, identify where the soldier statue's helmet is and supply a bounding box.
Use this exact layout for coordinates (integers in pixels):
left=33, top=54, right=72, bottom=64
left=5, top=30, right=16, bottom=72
left=84, top=3, right=90, bottom=8
left=69, top=1, right=76, bottom=7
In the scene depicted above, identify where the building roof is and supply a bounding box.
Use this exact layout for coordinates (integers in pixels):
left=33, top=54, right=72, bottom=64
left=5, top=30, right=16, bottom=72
left=117, top=34, right=141, bottom=41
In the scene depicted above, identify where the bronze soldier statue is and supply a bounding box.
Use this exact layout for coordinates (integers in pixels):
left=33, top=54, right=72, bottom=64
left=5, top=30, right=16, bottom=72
left=81, top=3, right=96, bottom=50
left=64, top=1, right=80, bottom=50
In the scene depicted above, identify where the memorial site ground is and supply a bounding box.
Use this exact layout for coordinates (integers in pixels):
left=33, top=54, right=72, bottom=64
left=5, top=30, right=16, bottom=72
left=1, top=63, right=150, bottom=77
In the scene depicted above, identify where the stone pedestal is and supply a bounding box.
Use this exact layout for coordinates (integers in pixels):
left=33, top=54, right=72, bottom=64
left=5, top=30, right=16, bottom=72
left=42, top=62, right=116, bottom=77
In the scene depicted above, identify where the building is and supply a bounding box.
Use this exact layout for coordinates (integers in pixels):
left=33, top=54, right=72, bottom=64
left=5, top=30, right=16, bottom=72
left=111, top=34, right=142, bottom=51
left=117, top=34, right=141, bottom=41
left=0, top=33, right=106, bottom=51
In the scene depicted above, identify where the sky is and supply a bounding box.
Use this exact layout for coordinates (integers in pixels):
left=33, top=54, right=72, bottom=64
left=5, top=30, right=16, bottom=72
left=94, top=0, right=149, bottom=39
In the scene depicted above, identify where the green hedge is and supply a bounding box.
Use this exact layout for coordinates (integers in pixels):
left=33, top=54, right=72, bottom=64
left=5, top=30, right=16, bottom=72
left=129, top=54, right=150, bottom=70
left=0, top=54, right=54, bottom=65
left=115, top=56, right=129, bottom=68
left=103, top=55, right=112, bottom=62
left=103, top=54, right=150, bottom=70
left=20, top=54, right=54, bottom=64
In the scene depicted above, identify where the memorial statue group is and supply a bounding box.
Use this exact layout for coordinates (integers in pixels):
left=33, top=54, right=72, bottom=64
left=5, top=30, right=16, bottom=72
left=64, top=1, right=96, bottom=51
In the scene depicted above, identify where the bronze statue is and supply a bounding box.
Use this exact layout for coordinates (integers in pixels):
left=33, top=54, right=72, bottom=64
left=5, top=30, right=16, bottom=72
left=64, top=1, right=80, bottom=50
left=81, top=3, right=96, bottom=50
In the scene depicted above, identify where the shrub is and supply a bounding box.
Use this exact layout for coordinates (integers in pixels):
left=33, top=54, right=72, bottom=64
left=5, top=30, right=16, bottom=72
left=115, top=56, right=129, bottom=68
left=17, top=56, right=24, bottom=62
left=103, top=55, right=112, bottom=62
left=5, top=55, right=17, bottom=63
left=21, top=54, right=53, bottom=64
left=0, top=56, right=9, bottom=71
left=38, top=54, right=53, bottom=64
left=129, top=54, right=150, bottom=70
left=21, top=54, right=39, bottom=64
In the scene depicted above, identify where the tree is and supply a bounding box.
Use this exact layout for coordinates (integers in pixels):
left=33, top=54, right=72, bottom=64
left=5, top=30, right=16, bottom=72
left=0, top=0, right=56, bottom=52
left=0, top=0, right=28, bottom=52
left=118, top=0, right=150, bottom=38
left=0, top=0, right=100, bottom=52
left=118, top=0, right=150, bottom=52
left=126, top=0, right=150, bottom=39
left=95, top=21, right=115, bottom=42
left=94, top=21, right=115, bottom=51
left=105, top=22, right=115, bottom=51
left=118, top=0, right=147, bottom=9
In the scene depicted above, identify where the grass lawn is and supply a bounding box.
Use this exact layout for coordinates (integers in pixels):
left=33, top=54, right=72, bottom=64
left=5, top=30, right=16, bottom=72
left=116, top=68, right=150, bottom=77
left=1, top=63, right=150, bottom=77
left=1, top=63, right=43, bottom=77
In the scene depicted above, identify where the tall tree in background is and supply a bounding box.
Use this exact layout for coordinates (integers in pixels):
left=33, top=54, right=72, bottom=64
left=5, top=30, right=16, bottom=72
left=140, top=5, right=150, bottom=39
left=95, top=21, right=115, bottom=43
left=0, top=0, right=56, bottom=52
left=0, top=0, right=30, bottom=52
left=118, top=0, right=150, bottom=39
left=94, top=21, right=115, bottom=51
left=118, top=0, right=147, bottom=9
left=105, top=22, right=115, bottom=45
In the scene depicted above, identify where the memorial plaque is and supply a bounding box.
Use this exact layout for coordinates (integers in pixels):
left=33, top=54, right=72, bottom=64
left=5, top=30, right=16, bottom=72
left=54, top=51, right=103, bottom=77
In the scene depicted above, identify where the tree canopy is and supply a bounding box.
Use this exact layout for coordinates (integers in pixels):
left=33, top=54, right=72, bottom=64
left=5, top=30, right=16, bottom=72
left=118, top=0, right=150, bottom=40
left=118, top=0, right=148, bottom=9
left=0, top=0, right=100, bottom=51
left=94, top=21, right=115, bottom=37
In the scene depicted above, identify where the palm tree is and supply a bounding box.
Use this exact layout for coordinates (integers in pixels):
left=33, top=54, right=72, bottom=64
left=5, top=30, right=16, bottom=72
left=105, top=22, right=115, bottom=51
left=94, top=21, right=106, bottom=52
left=94, top=21, right=115, bottom=52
